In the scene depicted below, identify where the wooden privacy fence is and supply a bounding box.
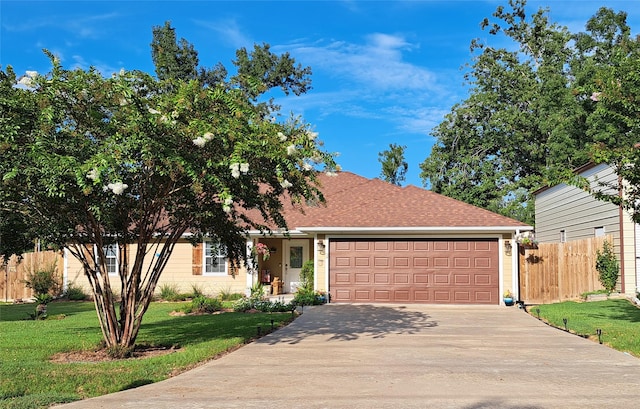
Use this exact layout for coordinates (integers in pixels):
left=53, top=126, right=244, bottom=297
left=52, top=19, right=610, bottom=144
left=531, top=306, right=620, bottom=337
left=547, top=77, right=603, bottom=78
left=0, top=250, right=64, bottom=302
left=519, top=236, right=609, bottom=304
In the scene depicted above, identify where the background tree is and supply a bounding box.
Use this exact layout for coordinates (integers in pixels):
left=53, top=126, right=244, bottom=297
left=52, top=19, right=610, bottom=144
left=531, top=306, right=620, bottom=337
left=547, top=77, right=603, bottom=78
left=1, top=26, right=336, bottom=349
left=572, top=9, right=640, bottom=223
left=0, top=67, right=39, bottom=259
left=378, top=143, right=408, bottom=186
left=420, top=0, right=587, bottom=224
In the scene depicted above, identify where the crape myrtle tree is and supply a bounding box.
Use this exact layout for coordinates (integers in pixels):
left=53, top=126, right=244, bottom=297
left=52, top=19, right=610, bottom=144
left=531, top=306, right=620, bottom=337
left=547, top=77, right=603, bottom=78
left=420, top=0, right=588, bottom=224
left=1, top=27, right=336, bottom=349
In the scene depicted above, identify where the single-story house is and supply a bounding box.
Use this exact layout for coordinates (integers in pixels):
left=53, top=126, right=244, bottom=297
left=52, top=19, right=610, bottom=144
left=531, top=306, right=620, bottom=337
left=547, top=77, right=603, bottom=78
left=534, top=163, right=639, bottom=295
left=64, top=172, right=532, bottom=305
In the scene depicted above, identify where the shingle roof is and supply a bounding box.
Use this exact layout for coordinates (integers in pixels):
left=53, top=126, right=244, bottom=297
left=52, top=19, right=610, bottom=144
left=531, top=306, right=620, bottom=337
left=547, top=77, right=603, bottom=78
left=273, top=172, right=530, bottom=230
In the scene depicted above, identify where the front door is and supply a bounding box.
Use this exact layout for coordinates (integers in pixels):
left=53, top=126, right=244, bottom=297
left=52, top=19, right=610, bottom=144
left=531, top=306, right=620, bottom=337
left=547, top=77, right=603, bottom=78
left=284, top=239, right=309, bottom=293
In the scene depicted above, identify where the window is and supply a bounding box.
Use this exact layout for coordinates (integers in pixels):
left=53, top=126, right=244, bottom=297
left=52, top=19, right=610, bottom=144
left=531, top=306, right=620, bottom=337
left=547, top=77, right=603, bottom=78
left=95, top=244, right=119, bottom=275
left=204, top=241, right=227, bottom=275
left=559, top=230, right=566, bottom=243
left=289, top=246, right=303, bottom=269
left=594, top=227, right=605, bottom=237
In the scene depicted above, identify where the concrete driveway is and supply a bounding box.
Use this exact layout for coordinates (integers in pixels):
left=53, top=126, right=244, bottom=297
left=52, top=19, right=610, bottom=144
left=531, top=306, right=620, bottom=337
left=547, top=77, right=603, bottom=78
left=57, top=304, right=640, bottom=408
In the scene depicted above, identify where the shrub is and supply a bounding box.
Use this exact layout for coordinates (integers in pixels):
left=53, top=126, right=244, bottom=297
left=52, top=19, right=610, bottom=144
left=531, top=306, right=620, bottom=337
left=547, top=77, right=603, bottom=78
left=64, top=284, right=88, bottom=301
left=159, top=283, right=187, bottom=301
left=232, top=297, right=295, bottom=313
left=300, top=260, right=314, bottom=291
left=24, top=262, right=61, bottom=296
left=249, top=282, right=265, bottom=299
left=293, top=287, right=325, bottom=306
left=218, top=288, right=244, bottom=301
left=595, top=240, right=619, bottom=293
left=189, top=284, right=206, bottom=298
left=183, top=295, right=222, bottom=314
left=233, top=297, right=254, bottom=312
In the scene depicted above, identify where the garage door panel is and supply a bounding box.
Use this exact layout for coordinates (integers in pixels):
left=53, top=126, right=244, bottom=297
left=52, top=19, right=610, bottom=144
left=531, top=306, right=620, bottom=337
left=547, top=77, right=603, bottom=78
left=335, top=257, right=352, bottom=267
left=433, top=242, right=450, bottom=251
left=355, top=273, right=370, bottom=283
left=373, top=290, right=391, bottom=301
left=394, top=257, right=410, bottom=267
left=374, top=273, right=389, bottom=284
left=394, top=273, right=410, bottom=284
left=355, top=290, right=372, bottom=301
left=454, top=274, right=471, bottom=285
left=374, top=241, right=389, bottom=251
left=413, top=257, right=429, bottom=267
left=374, top=257, right=389, bottom=267
left=330, top=239, right=498, bottom=304
left=414, top=290, right=430, bottom=301
left=433, top=274, right=450, bottom=284
left=433, top=258, right=450, bottom=267
left=394, top=290, right=410, bottom=302
left=474, top=274, right=492, bottom=285
left=454, top=291, right=471, bottom=302
left=335, top=272, right=352, bottom=283
left=454, top=257, right=470, bottom=268
left=335, top=241, right=352, bottom=251
left=434, top=291, right=451, bottom=302
left=474, top=257, right=491, bottom=268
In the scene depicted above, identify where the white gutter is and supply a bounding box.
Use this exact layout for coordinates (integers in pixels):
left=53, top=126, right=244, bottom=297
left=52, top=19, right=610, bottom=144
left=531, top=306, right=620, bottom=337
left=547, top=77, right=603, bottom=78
left=296, top=226, right=533, bottom=234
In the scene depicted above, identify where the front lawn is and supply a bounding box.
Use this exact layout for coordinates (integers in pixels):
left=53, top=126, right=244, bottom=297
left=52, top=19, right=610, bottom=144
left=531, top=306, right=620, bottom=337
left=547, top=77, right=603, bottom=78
left=0, top=301, right=295, bottom=409
left=532, top=298, right=640, bottom=357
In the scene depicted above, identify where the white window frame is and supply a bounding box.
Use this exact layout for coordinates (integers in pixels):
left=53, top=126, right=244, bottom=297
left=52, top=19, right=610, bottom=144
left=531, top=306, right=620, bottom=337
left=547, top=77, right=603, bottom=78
left=203, top=240, right=228, bottom=276
left=94, top=243, right=119, bottom=276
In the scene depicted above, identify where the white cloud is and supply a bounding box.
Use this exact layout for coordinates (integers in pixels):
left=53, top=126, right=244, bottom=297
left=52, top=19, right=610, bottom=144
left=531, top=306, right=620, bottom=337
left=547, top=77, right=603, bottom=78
left=193, top=18, right=253, bottom=49
left=288, top=33, right=435, bottom=92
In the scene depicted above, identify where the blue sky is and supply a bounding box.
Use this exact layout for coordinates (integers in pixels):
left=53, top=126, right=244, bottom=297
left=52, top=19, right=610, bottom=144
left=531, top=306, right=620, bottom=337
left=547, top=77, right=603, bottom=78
left=2, top=1, right=640, bottom=187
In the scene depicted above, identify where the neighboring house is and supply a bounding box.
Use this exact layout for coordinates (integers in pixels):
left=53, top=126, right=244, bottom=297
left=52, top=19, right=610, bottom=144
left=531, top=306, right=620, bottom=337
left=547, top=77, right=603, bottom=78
left=64, top=172, right=532, bottom=305
left=534, top=163, right=639, bottom=295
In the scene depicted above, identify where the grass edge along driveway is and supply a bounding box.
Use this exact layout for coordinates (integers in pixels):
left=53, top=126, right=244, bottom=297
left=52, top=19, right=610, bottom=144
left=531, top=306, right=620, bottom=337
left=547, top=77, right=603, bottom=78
left=531, top=298, right=640, bottom=358
left=0, top=301, right=295, bottom=409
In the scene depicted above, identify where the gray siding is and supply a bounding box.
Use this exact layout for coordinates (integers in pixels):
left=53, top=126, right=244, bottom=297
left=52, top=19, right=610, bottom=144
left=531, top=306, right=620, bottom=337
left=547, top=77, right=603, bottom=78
left=535, top=164, right=621, bottom=244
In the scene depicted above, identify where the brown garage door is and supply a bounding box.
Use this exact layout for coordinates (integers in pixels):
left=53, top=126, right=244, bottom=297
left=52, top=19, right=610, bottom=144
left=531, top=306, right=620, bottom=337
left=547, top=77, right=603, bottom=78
left=329, top=239, right=499, bottom=304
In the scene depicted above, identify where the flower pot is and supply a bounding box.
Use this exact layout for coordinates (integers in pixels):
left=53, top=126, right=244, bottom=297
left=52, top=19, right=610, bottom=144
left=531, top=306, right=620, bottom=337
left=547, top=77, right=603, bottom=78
left=503, top=297, right=514, bottom=306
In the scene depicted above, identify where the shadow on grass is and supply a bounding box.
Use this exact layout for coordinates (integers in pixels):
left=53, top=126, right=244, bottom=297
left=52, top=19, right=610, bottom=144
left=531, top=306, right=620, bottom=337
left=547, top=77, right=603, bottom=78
left=582, top=299, right=640, bottom=323
left=257, top=304, right=438, bottom=345
left=138, top=311, right=293, bottom=348
left=0, top=301, right=95, bottom=322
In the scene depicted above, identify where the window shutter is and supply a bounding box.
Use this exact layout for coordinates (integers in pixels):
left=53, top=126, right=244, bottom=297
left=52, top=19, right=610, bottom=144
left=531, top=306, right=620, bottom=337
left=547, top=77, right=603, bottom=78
left=192, top=243, right=203, bottom=275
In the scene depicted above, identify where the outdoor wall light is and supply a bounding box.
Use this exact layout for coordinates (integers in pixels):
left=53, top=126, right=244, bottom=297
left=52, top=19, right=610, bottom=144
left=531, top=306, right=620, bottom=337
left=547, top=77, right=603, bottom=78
left=504, top=240, right=512, bottom=256
left=317, top=240, right=326, bottom=253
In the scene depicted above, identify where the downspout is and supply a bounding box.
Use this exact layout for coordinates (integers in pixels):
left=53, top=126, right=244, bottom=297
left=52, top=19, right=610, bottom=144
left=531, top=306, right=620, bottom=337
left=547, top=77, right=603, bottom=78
left=513, top=228, right=521, bottom=303
left=63, top=247, right=69, bottom=293
left=618, top=174, right=626, bottom=294
left=246, top=239, right=254, bottom=296
left=619, top=205, right=626, bottom=294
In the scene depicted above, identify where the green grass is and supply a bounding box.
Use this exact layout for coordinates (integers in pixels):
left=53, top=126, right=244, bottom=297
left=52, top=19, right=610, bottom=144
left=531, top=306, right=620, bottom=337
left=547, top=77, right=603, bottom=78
left=533, top=298, right=640, bottom=357
left=0, top=301, right=295, bottom=409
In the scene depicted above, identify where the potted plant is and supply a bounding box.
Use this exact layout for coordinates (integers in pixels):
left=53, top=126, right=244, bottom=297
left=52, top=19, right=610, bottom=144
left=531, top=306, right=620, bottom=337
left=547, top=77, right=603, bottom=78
left=503, top=290, right=514, bottom=306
